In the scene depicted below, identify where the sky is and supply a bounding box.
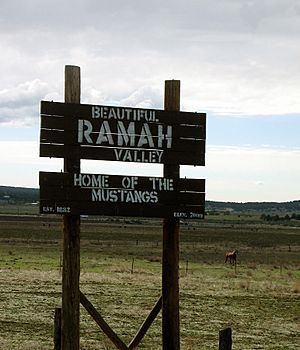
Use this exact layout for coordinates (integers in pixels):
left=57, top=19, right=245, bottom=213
left=0, top=0, right=300, bottom=202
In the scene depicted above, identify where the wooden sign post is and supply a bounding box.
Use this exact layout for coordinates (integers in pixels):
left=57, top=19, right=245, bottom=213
left=62, top=65, right=81, bottom=350
left=163, top=80, right=180, bottom=350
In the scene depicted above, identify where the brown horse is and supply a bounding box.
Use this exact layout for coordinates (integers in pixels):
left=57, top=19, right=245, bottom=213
left=225, top=249, right=238, bottom=265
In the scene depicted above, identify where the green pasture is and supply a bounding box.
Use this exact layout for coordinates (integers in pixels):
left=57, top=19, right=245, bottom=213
left=0, top=215, right=299, bottom=349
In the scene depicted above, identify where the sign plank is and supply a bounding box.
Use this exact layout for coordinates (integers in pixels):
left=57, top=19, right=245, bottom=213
left=39, top=172, right=205, bottom=191
left=40, top=143, right=205, bottom=165
left=40, top=101, right=206, bottom=165
left=41, top=101, right=206, bottom=126
left=40, top=200, right=205, bottom=219
left=40, top=125, right=205, bottom=147
left=39, top=172, right=205, bottom=219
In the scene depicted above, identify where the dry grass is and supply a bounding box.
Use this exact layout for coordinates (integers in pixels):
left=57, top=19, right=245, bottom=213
left=0, top=217, right=299, bottom=349
left=0, top=263, right=299, bottom=349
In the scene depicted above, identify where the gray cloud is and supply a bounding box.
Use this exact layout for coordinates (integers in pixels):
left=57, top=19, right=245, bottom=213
left=1, top=0, right=300, bottom=126
left=0, top=80, right=50, bottom=125
left=0, top=80, right=48, bottom=108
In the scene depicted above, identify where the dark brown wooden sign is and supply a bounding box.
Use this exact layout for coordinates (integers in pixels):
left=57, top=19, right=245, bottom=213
left=39, top=171, right=205, bottom=219
left=40, top=101, right=206, bottom=165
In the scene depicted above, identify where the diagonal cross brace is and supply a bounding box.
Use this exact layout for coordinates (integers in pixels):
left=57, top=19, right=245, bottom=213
left=128, top=296, right=162, bottom=349
left=80, top=291, right=128, bottom=350
left=80, top=291, right=162, bottom=350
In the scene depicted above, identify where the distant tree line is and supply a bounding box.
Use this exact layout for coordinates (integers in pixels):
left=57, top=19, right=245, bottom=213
left=208, top=200, right=300, bottom=212
left=261, top=213, right=300, bottom=222
left=0, top=186, right=39, bottom=203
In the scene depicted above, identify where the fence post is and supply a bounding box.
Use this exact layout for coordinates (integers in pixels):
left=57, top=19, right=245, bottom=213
left=219, top=327, right=232, bottom=350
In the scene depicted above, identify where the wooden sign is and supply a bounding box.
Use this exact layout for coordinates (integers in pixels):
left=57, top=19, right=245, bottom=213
left=40, top=101, right=206, bottom=165
left=39, top=171, right=205, bottom=219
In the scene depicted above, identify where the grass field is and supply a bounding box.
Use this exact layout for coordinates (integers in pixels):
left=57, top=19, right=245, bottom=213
left=0, top=213, right=299, bottom=349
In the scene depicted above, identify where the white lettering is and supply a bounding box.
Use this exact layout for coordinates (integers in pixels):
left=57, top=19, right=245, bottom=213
left=74, top=174, right=109, bottom=188
left=91, top=175, right=109, bottom=188
left=149, top=178, right=174, bottom=191
left=156, top=150, right=164, bottom=162
left=91, top=106, right=159, bottom=122
left=56, top=206, right=71, bottom=213
left=190, top=212, right=203, bottom=218
left=82, top=174, right=90, bottom=187
left=121, top=176, right=138, bottom=189
left=92, top=106, right=100, bottom=118
left=123, top=150, right=132, bottom=161
left=96, top=121, right=114, bottom=145
left=137, top=123, right=154, bottom=148
left=108, top=108, right=117, bottom=119
left=174, top=212, right=187, bottom=218
left=78, top=118, right=173, bottom=151
left=114, top=149, right=123, bottom=161
left=101, top=107, right=109, bottom=119
left=91, top=189, right=158, bottom=203
left=78, top=119, right=93, bottom=144
left=42, top=206, right=55, bottom=213
left=113, top=149, right=164, bottom=163
left=124, top=109, right=132, bottom=120
left=74, top=173, right=82, bottom=186
left=157, top=125, right=172, bottom=148
left=78, top=120, right=84, bottom=142
left=117, top=122, right=135, bottom=146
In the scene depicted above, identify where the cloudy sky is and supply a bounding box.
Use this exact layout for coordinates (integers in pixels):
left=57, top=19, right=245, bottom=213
left=1, top=0, right=300, bottom=202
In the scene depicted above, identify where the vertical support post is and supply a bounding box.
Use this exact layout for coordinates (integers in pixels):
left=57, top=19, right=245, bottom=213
left=54, top=308, right=62, bottom=350
left=219, top=327, right=232, bottom=350
left=62, top=65, right=81, bottom=350
left=162, top=80, right=180, bottom=350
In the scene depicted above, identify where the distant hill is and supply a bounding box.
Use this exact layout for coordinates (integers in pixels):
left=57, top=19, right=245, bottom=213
left=206, top=200, right=300, bottom=213
left=0, top=185, right=299, bottom=213
left=0, top=186, right=39, bottom=204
